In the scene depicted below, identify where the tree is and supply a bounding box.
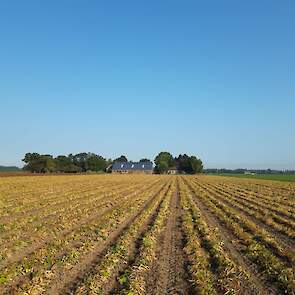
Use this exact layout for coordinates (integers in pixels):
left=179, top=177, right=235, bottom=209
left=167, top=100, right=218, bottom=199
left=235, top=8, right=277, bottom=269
left=139, top=158, right=152, bottom=163
left=176, top=154, right=192, bottom=173
left=22, top=153, right=41, bottom=172
left=22, top=153, right=56, bottom=173
left=22, top=152, right=40, bottom=164
left=154, top=152, right=174, bottom=173
left=22, top=152, right=110, bottom=173
left=154, top=152, right=174, bottom=167
left=41, top=155, right=56, bottom=173
left=72, top=153, right=88, bottom=172
left=175, top=154, right=203, bottom=174
left=155, top=161, right=169, bottom=174
left=85, top=154, right=107, bottom=172
left=55, top=155, right=80, bottom=173
left=189, top=156, right=203, bottom=174
left=114, top=155, right=128, bottom=162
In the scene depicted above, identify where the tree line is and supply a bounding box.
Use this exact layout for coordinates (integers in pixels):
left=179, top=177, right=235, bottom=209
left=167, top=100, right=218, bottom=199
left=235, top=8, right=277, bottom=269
left=154, top=152, right=203, bottom=174
left=22, top=153, right=112, bottom=173
left=22, top=153, right=153, bottom=173
left=22, top=151, right=203, bottom=174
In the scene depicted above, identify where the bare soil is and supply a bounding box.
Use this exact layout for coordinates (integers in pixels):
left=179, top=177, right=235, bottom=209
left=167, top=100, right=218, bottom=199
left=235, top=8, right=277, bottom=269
left=145, top=189, right=195, bottom=295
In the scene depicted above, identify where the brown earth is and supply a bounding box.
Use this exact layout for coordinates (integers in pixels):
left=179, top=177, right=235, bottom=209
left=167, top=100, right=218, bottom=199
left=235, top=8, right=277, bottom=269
left=145, top=189, right=195, bottom=295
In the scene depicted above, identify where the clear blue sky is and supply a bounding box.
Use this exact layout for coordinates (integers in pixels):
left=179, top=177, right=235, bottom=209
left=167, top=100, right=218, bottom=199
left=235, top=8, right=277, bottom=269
left=1, top=1, right=294, bottom=169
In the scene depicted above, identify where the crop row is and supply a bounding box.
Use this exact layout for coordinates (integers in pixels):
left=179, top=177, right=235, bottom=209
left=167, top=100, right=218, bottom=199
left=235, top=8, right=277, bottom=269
left=70, top=180, right=174, bottom=294
left=0, top=179, right=169, bottom=293
left=210, top=182, right=295, bottom=224
left=179, top=178, right=251, bottom=294
left=0, top=177, right=154, bottom=220
left=0, top=180, right=161, bottom=258
left=219, top=182, right=295, bottom=211
left=194, top=180, right=295, bottom=247
left=185, top=178, right=295, bottom=294
left=0, top=175, right=157, bottom=217
left=117, top=181, right=175, bottom=294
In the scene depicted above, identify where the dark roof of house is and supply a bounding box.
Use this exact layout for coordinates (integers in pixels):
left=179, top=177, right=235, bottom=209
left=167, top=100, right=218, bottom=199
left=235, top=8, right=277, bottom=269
left=112, top=161, right=153, bottom=171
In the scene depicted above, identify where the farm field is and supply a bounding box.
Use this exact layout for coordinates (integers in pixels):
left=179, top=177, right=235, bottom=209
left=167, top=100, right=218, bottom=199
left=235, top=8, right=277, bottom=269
left=0, top=175, right=295, bottom=294
left=208, top=173, right=295, bottom=182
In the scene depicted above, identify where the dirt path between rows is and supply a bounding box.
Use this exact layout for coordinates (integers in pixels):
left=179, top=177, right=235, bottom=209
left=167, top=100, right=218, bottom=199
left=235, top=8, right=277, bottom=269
left=146, top=187, right=194, bottom=295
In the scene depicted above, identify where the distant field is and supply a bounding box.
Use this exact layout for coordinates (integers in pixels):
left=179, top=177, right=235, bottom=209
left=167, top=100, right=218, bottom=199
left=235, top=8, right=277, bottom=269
left=208, top=173, right=295, bottom=182
left=0, top=171, right=27, bottom=177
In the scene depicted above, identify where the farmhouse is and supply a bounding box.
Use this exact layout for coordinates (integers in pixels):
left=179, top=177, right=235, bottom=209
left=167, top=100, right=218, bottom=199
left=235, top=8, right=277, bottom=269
left=167, top=167, right=180, bottom=174
left=112, top=162, right=153, bottom=174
